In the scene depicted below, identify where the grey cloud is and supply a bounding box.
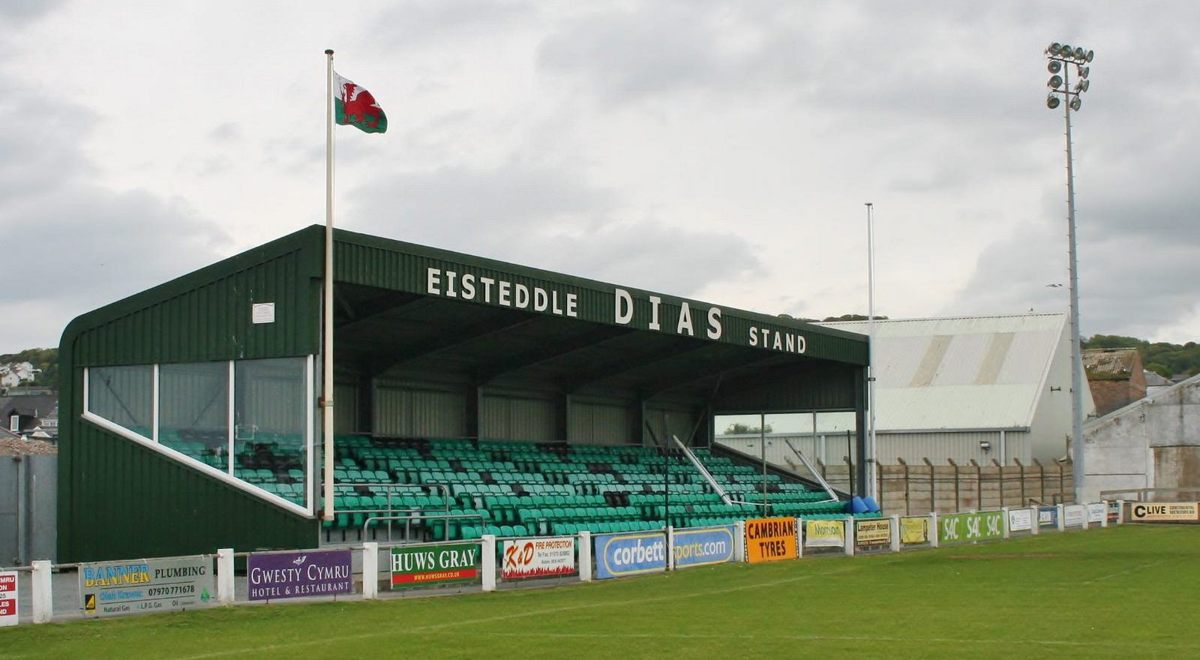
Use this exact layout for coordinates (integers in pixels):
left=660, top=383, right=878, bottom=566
left=371, top=0, right=535, bottom=47
left=0, top=0, right=64, bottom=26
left=344, top=162, right=763, bottom=297
left=0, top=74, right=229, bottom=349
left=948, top=216, right=1200, bottom=340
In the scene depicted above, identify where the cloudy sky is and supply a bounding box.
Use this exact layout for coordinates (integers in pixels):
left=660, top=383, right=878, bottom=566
left=2, top=0, right=1197, bottom=351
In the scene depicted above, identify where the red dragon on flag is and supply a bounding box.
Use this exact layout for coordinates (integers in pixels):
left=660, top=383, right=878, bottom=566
left=333, top=72, right=387, bottom=134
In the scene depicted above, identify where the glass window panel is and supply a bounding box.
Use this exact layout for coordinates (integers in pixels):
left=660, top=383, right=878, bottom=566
left=160, top=362, right=229, bottom=470
left=87, top=366, right=152, bottom=437
left=235, top=357, right=307, bottom=506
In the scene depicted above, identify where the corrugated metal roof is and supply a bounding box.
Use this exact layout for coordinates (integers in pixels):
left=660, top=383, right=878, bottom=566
left=1082, top=348, right=1139, bottom=379
left=820, top=314, right=1067, bottom=431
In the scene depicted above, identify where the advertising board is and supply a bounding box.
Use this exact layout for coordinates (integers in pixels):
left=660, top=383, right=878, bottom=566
left=502, top=537, right=576, bottom=580
left=674, top=526, right=737, bottom=568
left=1063, top=505, right=1086, bottom=528
left=745, top=518, right=798, bottom=563
left=0, top=572, right=16, bottom=627
left=939, top=511, right=1003, bottom=544
left=391, top=543, right=481, bottom=589
left=1129, top=502, right=1199, bottom=523
left=248, top=550, right=352, bottom=601
left=80, top=556, right=215, bottom=617
left=900, top=517, right=929, bottom=544
left=805, top=519, right=845, bottom=548
left=1086, top=503, right=1106, bottom=524
left=594, top=532, right=667, bottom=579
left=1038, top=506, right=1059, bottom=528
left=1008, top=508, right=1033, bottom=533
left=855, top=519, right=891, bottom=549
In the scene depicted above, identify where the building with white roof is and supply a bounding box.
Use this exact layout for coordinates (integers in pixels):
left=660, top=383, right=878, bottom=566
left=820, top=313, right=1095, bottom=466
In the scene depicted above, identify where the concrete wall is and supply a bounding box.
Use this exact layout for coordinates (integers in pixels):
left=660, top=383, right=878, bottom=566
left=0, top=454, right=57, bottom=564
left=1082, top=374, right=1200, bottom=501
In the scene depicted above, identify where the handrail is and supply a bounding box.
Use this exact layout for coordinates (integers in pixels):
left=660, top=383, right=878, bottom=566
left=782, top=438, right=839, bottom=503
left=365, top=512, right=485, bottom=542
left=671, top=435, right=732, bottom=505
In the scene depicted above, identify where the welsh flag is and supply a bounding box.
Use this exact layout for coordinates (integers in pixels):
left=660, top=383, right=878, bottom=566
left=333, top=71, right=387, bottom=134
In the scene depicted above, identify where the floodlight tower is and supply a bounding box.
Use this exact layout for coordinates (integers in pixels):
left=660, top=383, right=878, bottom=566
left=1044, top=42, right=1094, bottom=499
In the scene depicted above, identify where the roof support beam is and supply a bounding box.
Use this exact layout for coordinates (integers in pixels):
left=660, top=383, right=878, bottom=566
left=639, top=352, right=787, bottom=399
left=475, top=326, right=636, bottom=383
left=367, top=312, right=537, bottom=378
left=562, top=340, right=715, bottom=393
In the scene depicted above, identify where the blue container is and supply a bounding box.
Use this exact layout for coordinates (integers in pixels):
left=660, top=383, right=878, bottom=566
left=862, top=496, right=881, bottom=513
left=848, top=496, right=868, bottom=514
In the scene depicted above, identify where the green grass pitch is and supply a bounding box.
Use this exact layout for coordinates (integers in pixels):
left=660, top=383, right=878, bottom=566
left=2, top=525, right=1198, bottom=659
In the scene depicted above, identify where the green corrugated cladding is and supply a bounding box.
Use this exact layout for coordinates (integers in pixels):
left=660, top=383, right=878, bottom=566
left=58, top=225, right=868, bottom=561
left=58, top=228, right=323, bottom=562
left=332, top=228, right=869, bottom=366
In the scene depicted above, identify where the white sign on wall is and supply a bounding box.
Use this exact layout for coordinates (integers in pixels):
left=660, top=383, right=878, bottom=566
left=1086, top=503, right=1106, bottom=524
left=251, top=303, right=276, bottom=324
left=1064, top=505, right=1086, bottom=528
left=1008, top=508, right=1033, bottom=532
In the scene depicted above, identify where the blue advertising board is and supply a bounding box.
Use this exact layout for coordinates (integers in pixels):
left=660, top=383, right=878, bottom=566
left=1038, top=506, right=1059, bottom=528
left=594, top=532, right=667, bottom=580
left=673, top=526, right=737, bottom=569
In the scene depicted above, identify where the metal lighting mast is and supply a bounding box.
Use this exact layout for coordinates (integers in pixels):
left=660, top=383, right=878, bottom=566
left=1044, top=41, right=1094, bottom=500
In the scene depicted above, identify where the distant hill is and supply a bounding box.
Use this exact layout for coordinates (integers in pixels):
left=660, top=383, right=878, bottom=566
left=0, top=348, right=58, bottom=391
left=1083, top=335, right=1200, bottom=379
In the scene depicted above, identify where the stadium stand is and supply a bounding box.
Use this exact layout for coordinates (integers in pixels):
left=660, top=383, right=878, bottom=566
left=313, top=437, right=877, bottom=543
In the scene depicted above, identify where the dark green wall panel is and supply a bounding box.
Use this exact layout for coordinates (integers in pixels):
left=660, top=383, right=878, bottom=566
left=59, top=422, right=314, bottom=562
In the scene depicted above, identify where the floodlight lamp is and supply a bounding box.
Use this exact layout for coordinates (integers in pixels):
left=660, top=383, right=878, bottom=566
left=1074, top=46, right=1086, bottom=59
left=1061, top=43, right=1072, bottom=57
left=1086, top=49, right=1095, bottom=62
left=1048, top=60, right=1062, bottom=74
left=1078, top=66, right=1090, bottom=79
left=1076, top=79, right=1090, bottom=93
left=1046, top=94, right=1061, bottom=109
left=1048, top=74, right=1064, bottom=89
left=1070, top=97, right=1082, bottom=111
left=1049, top=42, right=1063, bottom=55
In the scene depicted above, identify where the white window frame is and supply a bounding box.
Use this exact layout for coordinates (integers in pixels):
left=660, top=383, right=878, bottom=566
left=82, top=361, right=315, bottom=518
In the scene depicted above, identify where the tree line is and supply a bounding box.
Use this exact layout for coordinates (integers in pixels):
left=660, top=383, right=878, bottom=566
left=1083, top=335, right=1200, bottom=379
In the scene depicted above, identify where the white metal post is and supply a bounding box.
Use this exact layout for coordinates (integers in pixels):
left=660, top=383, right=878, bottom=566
left=1002, top=507, right=1011, bottom=539
left=579, top=531, right=592, bottom=582
left=1057, top=503, right=1066, bottom=532
left=216, top=548, right=235, bottom=604
left=1117, top=499, right=1126, bottom=525
left=481, top=536, right=496, bottom=592
left=844, top=517, right=855, bottom=557
left=865, top=202, right=877, bottom=500
left=1030, top=506, right=1040, bottom=535
left=929, top=512, right=939, bottom=548
left=31, top=560, right=52, bottom=624
left=1101, top=500, right=1109, bottom=528
left=795, top=518, right=803, bottom=559
left=362, top=542, right=378, bottom=599
left=889, top=514, right=900, bottom=552
left=734, top=520, right=746, bottom=562
left=667, top=526, right=675, bottom=571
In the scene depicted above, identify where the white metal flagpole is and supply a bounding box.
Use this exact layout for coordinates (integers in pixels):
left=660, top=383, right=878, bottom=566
left=865, top=202, right=877, bottom=500
left=322, top=48, right=336, bottom=521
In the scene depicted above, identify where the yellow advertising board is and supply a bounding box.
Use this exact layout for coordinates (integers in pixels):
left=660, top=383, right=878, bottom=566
left=900, top=517, right=930, bottom=544
left=855, top=519, right=891, bottom=548
left=1129, top=502, right=1199, bottom=522
left=804, top=519, right=845, bottom=548
left=745, top=517, right=798, bottom=563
